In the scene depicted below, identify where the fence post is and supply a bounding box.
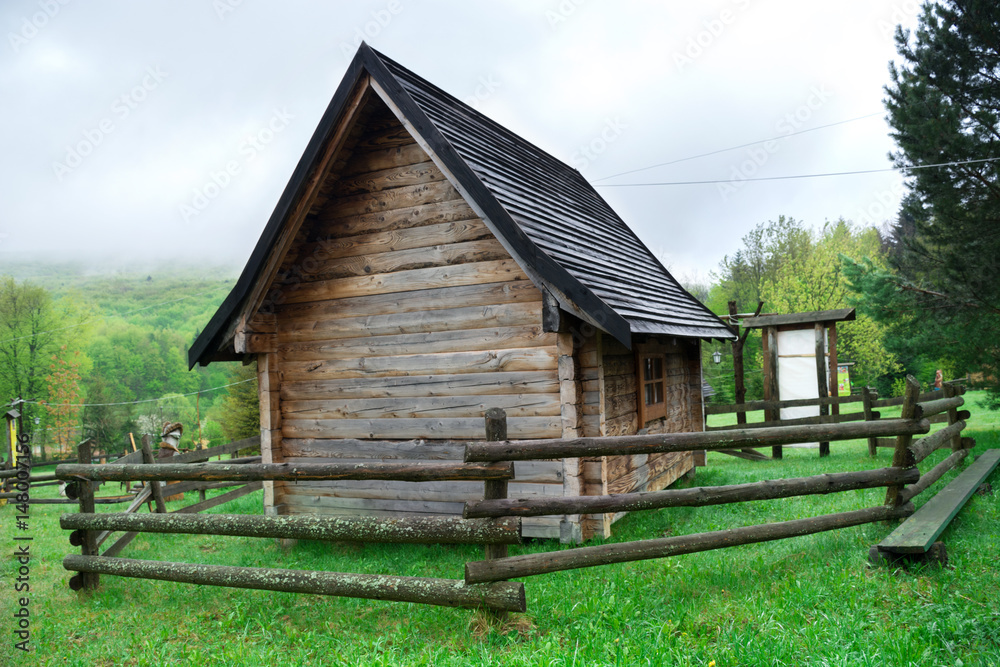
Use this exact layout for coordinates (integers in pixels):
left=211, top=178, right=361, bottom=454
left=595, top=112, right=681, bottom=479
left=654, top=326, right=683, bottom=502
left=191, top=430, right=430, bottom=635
left=139, top=435, right=167, bottom=514
left=483, top=408, right=510, bottom=620
left=763, top=327, right=782, bottom=460
left=862, top=387, right=877, bottom=458
left=76, top=438, right=99, bottom=591
left=885, top=376, right=920, bottom=508
left=815, top=323, right=831, bottom=458
left=944, top=384, right=962, bottom=452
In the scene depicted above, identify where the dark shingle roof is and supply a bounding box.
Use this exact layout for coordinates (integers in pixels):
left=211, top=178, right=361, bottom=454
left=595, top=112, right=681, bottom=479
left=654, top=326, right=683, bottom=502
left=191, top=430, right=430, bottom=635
left=375, top=51, right=733, bottom=342
left=189, top=45, right=734, bottom=368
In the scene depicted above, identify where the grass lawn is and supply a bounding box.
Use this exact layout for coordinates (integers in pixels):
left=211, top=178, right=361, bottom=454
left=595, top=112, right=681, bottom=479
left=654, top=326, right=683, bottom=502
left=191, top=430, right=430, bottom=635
left=2, top=393, right=998, bottom=666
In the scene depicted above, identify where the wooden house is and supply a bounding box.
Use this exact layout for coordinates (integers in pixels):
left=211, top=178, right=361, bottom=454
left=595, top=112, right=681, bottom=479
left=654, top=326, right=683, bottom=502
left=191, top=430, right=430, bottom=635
left=189, top=45, right=736, bottom=542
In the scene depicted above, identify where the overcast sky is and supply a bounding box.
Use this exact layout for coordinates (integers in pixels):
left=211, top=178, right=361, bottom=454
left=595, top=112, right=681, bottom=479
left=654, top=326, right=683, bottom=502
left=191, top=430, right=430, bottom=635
left=1, top=0, right=923, bottom=283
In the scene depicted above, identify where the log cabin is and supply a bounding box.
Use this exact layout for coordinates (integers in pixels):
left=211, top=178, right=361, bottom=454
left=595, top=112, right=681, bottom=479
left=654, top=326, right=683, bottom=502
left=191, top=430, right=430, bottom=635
left=189, top=44, right=736, bottom=542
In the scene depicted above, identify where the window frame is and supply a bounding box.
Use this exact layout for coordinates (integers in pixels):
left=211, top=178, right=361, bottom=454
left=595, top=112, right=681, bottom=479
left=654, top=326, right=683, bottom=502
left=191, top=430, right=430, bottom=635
left=636, top=347, right=668, bottom=425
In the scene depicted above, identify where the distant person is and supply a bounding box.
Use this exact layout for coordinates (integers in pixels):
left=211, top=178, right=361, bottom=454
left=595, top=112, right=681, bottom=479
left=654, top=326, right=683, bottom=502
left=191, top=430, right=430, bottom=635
left=934, top=369, right=943, bottom=391
left=158, top=422, right=184, bottom=502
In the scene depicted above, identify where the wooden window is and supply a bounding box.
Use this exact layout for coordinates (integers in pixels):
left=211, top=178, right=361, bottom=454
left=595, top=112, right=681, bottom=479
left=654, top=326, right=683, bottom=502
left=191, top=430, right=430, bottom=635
left=638, top=352, right=667, bottom=424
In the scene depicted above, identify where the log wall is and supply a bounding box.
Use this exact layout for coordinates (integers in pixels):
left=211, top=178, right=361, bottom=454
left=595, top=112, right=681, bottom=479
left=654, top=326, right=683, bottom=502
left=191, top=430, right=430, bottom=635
left=261, top=101, right=565, bottom=536
left=581, top=334, right=700, bottom=540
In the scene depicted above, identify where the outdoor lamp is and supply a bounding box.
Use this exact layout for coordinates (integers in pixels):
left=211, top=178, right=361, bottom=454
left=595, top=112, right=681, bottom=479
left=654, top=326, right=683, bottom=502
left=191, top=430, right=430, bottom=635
left=712, top=350, right=722, bottom=364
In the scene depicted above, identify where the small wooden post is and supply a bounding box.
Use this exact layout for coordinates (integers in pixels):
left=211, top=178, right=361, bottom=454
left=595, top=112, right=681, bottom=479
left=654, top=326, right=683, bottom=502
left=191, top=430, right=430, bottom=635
left=944, top=384, right=962, bottom=452
left=728, top=301, right=747, bottom=428
left=483, top=408, right=510, bottom=620
left=76, top=438, right=99, bottom=591
left=139, top=435, right=167, bottom=514
left=828, top=324, right=839, bottom=421
left=815, top=323, right=830, bottom=458
left=862, top=386, right=877, bottom=458
left=885, top=376, right=920, bottom=508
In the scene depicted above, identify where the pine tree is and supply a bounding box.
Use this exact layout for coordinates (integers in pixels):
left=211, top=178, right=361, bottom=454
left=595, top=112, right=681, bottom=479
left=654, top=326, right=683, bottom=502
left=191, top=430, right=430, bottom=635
left=857, top=0, right=1000, bottom=403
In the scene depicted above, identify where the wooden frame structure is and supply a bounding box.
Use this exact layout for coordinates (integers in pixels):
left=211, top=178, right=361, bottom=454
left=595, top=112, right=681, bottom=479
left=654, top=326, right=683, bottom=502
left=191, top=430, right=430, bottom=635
left=740, top=308, right=855, bottom=459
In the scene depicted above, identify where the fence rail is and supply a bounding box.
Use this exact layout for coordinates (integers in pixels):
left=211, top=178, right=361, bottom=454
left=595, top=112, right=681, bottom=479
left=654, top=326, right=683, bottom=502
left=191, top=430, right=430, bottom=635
left=54, top=376, right=982, bottom=619
left=459, top=375, right=977, bottom=585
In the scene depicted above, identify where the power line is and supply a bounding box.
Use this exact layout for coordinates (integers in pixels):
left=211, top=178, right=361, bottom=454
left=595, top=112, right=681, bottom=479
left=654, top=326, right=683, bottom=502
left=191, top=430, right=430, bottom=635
left=593, top=112, right=884, bottom=182
left=24, top=378, right=255, bottom=408
left=595, top=156, right=1000, bottom=188
left=0, top=285, right=229, bottom=345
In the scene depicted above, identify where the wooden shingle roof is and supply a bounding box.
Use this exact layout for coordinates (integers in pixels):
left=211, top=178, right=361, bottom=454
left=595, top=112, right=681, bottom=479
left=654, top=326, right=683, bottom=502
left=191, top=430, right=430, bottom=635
left=189, top=45, right=734, bottom=368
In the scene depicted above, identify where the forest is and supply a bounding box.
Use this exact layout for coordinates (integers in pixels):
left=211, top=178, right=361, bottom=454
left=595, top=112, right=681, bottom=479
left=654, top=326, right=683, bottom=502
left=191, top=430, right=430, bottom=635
left=0, top=260, right=257, bottom=460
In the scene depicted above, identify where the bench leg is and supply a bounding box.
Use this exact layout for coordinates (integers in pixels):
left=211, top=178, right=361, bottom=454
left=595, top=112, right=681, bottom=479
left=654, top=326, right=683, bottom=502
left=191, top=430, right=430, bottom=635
left=869, top=542, right=949, bottom=568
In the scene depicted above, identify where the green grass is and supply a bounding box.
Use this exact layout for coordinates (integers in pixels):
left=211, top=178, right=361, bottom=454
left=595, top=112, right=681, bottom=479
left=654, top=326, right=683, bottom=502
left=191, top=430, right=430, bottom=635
left=3, top=394, right=999, bottom=666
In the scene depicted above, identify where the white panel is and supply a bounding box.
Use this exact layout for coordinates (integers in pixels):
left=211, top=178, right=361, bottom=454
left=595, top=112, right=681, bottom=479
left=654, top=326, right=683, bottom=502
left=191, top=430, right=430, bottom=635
left=776, top=329, right=815, bottom=356
left=777, top=356, right=820, bottom=420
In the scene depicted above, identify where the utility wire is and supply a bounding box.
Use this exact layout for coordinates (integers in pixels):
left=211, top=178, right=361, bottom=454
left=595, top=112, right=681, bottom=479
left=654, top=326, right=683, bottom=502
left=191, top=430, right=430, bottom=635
left=23, top=378, right=255, bottom=408
left=595, top=156, right=1000, bottom=187
left=593, top=112, right=884, bottom=182
left=0, top=285, right=229, bottom=345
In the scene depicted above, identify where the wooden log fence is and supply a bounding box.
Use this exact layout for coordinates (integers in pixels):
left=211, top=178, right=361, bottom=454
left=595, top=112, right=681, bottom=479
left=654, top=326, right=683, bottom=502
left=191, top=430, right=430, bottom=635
left=55, top=377, right=979, bottom=618
left=462, top=376, right=978, bottom=585
left=705, top=380, right=969, bottom=461
left=58, top=419, right=526, bottom=614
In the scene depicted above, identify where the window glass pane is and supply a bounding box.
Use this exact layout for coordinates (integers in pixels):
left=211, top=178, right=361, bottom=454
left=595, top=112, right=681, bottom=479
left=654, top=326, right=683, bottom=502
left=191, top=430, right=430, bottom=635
left=643, top=358, right=653, bottom=381
left=652, top=357, right=663, bottom=380
left=645, top=381, right=664, bottom=406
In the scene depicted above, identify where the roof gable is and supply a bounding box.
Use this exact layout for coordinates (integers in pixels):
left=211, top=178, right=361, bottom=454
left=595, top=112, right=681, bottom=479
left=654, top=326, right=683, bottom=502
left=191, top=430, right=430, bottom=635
left=189, top=45, right=734, bottom=368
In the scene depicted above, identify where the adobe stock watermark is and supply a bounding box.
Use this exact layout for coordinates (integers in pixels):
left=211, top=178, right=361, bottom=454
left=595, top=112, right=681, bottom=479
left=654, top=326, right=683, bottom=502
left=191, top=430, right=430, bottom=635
left=572, top=117, right=628, bottom=172
left=717, top=84, right=834, bottom=201
left=546, top=0, right=588, bottom=28
left=10, top=432, right=33, bottom=653
left=8, top=0, right=72, bottom=54
left=339, top=0, right=404, bottom=58
left=876, top=0, right=920, bottom=40
left=673, top=0, right=752, bottom=72
left=853, top=180, right=906, bottom=226
left=52, top=66, right=168, bottom=182
left=178, top=108, right=293, bottom=223
left=463, top=73, right=501, bottom=108
left=213, top=0, right=244, bottom=21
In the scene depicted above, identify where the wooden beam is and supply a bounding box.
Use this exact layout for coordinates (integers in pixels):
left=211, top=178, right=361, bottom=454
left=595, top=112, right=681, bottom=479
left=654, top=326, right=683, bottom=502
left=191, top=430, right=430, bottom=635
left=763, top=326, right=781, bottom=459
left=463, top=467, right=918, bottom=518
left=63, top=555, right=526, bottom=612
left=899, top=449, right=969, bottom=504
left=464, top=503, right=912, bottom=584
left=910, top=420, right=966, bottom=464
left=56, top=461, right=516, bottom=483
left=463, top=418, right=930, bottom=462
left=741, top=308, right=856, bottom=329
left=704, top=394, right=866, bottom=415
left=880, top=449, right=1000, bottom=553
left=63, top=513, right=522, bottom=545
left=886, top=376, right=920, bottom=507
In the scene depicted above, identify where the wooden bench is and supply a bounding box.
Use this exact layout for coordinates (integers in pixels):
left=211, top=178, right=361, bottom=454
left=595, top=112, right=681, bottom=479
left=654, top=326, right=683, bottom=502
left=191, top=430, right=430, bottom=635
left=872, top=449, right=1000, bottom=565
